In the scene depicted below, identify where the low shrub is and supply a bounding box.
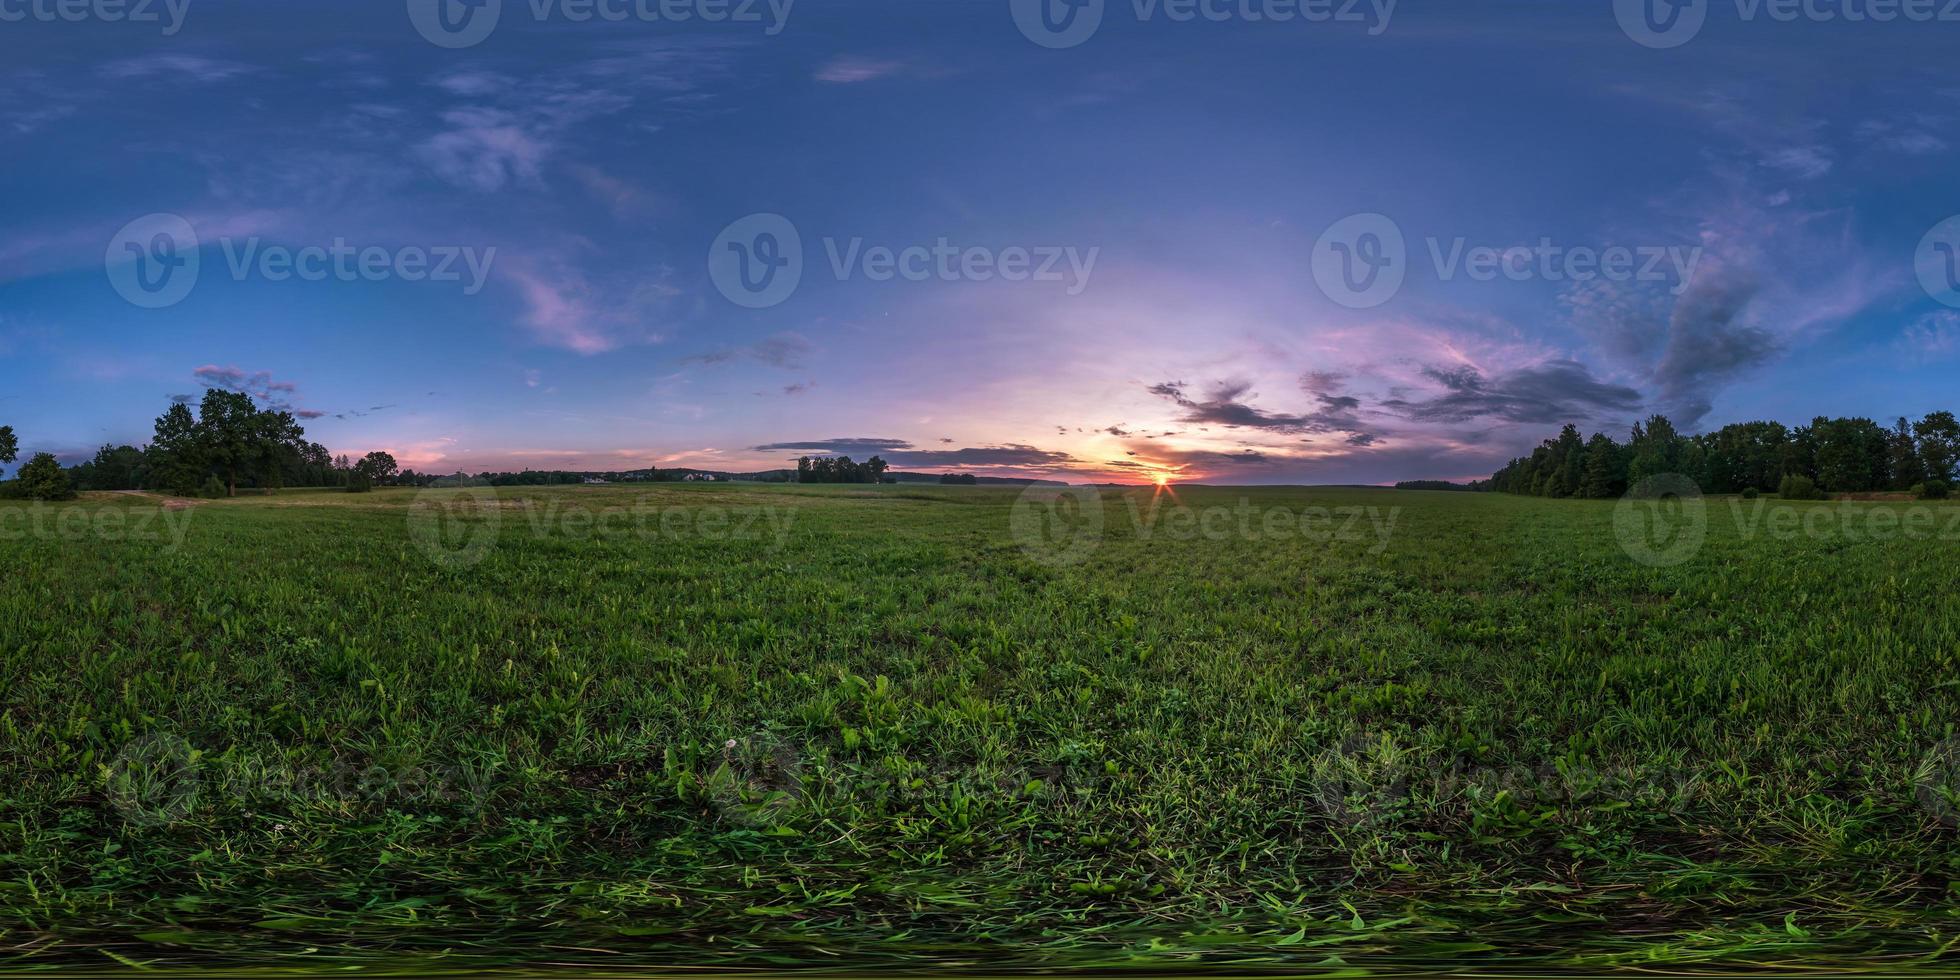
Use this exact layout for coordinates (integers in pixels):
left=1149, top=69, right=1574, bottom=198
left=1778, top=474, right=1827, bottom=500
left=16, top=453, right=77, bottom=501
left=1916, top=480, right=1951, bottom=500
left=1741, top=487, right=1760, bottom=499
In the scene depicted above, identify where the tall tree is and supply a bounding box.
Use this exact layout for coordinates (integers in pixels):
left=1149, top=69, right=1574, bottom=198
left=251, top=410, right=306, bottom=493
left=1916, top=411, right=1960, bottom=482
left=355, top=451, right=399, bottom=485
left=75, top=445, right=146, bottom=491
left=1578, top=433, right=1627, bottom=499
left=149, top=403, right=206, bottom=496
left=1627, top=415, right=1682, bottom=486
left=0, top=424, right=16, bottom=480
left=198, top=389, right=261, bottom=497
left=1888, top=417, right=1926, bottom=490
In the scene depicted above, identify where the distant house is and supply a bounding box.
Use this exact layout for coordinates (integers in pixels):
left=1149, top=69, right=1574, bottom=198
left=584, top=477, right=608, bottom=485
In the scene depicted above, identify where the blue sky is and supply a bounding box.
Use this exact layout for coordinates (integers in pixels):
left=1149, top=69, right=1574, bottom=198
left=2, top=0, right=1958, bottom=483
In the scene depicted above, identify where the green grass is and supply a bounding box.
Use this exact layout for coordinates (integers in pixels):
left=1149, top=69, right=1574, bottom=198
left=4, top=483, right=1960, bottom=973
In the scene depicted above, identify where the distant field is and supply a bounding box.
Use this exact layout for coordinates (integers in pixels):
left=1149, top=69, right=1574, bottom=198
left=4, top=483, right=1960, bottom=972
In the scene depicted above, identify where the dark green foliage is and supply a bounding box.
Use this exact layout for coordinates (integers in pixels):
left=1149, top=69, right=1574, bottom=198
left=1578, top=433, right=1626, bottom=498
left=196, top=389, right=261, bottom=497
left=355, top=451, right=399, bottom=486
left=1890, top=418, right=1927, bottom=489
left=1741, top=487, right=1759, bottom=499
left=149, top=403, right=206, bottom=495
left=1810, top=416, right=1889, bottom=493
left=69, top=444, right=148, bottom=491
left=1626, top=414, right=1681, bottom=487
left=1392, top=480, right=1478, bottom=491
left=1778, top=473, right=1827, bottom=500
left=796, top=455, right=890, bottom=483
left=1916, top=479, right=1950, bottom=500
left=1493, top=410, right=1958, bottom=497
left=15, top=452, right=75, bottom=501
left=939, top=472, right=980, bottom=485
left=0, top=424, right=17, bottom=478
left=1916, top=411, right=1960, bottom=482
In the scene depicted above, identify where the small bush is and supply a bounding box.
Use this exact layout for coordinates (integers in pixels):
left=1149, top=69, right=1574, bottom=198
left=199, top=476, right=227, bottom=499
left=1778, top=474, right=1827, bottom=501
left=1916, top=480, right=1951, bottom=500
left=1741, top=487, right=1759, bottom=499
left=346, top=473, right=374, bottom=493
left=16, top=453, right=77, bottom=501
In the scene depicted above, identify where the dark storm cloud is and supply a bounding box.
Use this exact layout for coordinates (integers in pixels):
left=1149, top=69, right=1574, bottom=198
left=886, top=445, right=1079, bottom=468
left=1382, top=359, right=1642, bottom=425
left=1649, top=262, right=1776, bottom=427
left=194, top=364, right=296, bottom=402
left=1299, top=371, right=1348, bottom=394
left=191, top=364, right=323, bottom=417
left=686, top=332, right=812, bottom=371
left=1146, top=380, right=1366, bottom=436
left=752, top=438, right=915, bottom=455
left=750, top=438, right=1079, bottom=469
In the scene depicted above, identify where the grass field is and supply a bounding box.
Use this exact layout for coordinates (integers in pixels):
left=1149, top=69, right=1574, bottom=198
left=4, top=482, right=1960, bottom=973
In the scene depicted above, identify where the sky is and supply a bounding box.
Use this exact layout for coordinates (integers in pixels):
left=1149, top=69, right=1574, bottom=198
left=2, top=0, right=1959, bottom=485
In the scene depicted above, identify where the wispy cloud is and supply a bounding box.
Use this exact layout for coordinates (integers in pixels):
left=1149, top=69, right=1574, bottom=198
left=1902, top=310, right=1960, bottom=358
left=416, top=107, right=549, bottom=192
left=815, top=56, right=905, bottom=84
left=685, top=332, right=812, bottom=370
left=99, top=54, right=254, bottom=84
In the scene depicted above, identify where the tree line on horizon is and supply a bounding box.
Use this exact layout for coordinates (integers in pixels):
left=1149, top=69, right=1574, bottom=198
left=1486, top=412, right=1959, bottom=500
left=796, top=455, right=892, bottom=484
left=0, top=393, right=401, bottom=501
